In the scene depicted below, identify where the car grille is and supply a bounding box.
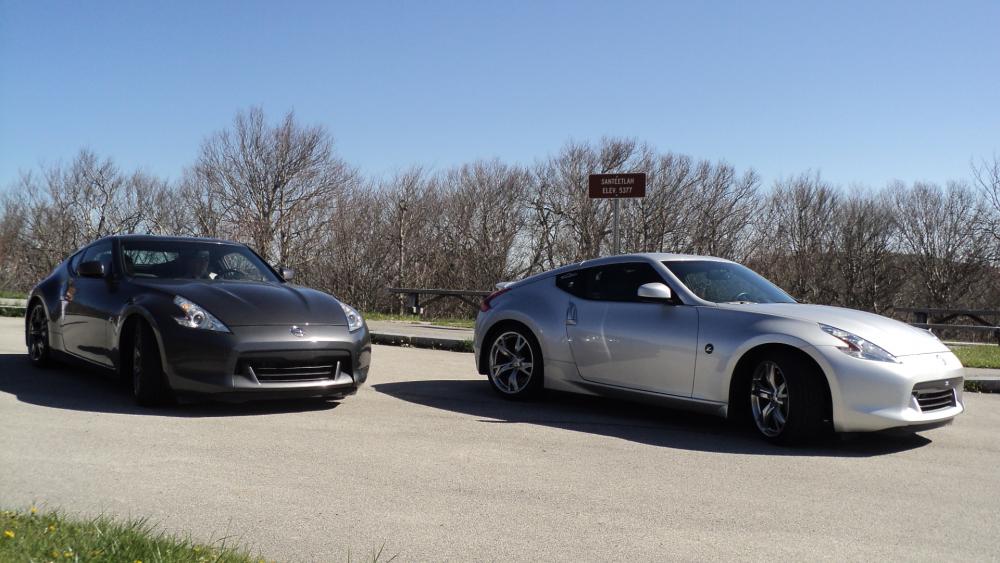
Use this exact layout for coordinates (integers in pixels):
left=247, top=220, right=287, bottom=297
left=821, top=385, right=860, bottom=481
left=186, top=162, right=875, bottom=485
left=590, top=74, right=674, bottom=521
left=912, top=380, right=958, bottom=413
left=238, top=351, right=352, bottom=383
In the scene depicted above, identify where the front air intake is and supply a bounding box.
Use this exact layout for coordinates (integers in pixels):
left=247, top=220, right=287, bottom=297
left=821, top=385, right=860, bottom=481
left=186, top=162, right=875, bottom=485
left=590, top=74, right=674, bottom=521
left=912, top=380, right=959, bottom=413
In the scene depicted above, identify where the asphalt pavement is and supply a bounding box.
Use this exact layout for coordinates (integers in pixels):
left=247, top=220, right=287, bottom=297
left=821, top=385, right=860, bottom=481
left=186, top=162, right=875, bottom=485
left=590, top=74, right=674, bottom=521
left=1, top=317, right=999, bottom=561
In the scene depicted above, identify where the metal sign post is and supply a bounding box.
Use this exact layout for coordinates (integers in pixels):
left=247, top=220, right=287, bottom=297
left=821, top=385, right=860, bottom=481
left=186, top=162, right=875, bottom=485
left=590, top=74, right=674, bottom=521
left=588, top=173, right=647, bottom=256
left=613, top=199, right=620, bottom=254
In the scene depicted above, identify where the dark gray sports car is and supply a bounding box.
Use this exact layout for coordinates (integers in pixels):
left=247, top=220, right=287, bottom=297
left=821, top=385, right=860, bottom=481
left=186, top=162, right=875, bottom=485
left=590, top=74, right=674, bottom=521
left=25, top=235, right=371, bottom=405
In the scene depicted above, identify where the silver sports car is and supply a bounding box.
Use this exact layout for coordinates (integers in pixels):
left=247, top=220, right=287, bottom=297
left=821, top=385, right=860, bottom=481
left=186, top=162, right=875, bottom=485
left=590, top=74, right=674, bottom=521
left=473, top=253, right=965, bottom=443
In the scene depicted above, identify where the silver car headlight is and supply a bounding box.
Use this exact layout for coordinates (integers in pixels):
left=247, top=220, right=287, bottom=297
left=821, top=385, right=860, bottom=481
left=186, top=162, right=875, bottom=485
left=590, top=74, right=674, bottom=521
left=820, top=324, right=897, bottom=363
left=341, top=302, right=363, bottom=332
left=173, top=296, right=230, bottom=332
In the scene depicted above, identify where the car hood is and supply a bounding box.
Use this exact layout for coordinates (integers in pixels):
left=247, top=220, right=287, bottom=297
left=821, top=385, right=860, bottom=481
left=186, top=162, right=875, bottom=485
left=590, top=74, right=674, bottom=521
left=717, top=303, right=949, bottom=357
left=133, top=279, right=347, bottom=327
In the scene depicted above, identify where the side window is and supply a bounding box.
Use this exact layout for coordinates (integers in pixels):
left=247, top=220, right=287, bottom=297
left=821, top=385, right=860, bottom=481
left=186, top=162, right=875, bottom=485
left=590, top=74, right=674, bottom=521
left=78, top=241, right=114, bottom=275
left=67, top=251, right=84, bottom=274
left=586, top=263, right=665, bottom=302
left=555, top=271, right=587, bottom=298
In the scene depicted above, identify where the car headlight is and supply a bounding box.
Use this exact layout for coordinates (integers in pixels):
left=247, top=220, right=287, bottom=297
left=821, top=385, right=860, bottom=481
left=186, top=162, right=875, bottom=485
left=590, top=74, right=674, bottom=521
left=173, top=296, right=230, bottom=332
left=820, top=324, right=897, bottom=363
left=341, top=302, right=363, bottom=332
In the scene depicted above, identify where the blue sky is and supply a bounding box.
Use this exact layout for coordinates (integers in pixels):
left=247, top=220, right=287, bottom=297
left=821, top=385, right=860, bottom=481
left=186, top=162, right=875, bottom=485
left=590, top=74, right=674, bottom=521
left=1, top=0, right=998, bottom=189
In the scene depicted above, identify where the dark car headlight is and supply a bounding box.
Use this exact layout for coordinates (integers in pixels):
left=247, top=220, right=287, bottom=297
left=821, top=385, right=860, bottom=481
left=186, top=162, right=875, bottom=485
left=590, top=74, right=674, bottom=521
left=341, top=302, right=364, bottom=332
left=173, top=296, right=230, bottom=333
left=820, top=324, right=897, bottom=363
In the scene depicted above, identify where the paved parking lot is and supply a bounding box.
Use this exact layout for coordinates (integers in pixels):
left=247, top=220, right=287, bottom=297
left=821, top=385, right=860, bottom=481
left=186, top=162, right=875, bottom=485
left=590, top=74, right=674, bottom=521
left=1, top=318, right=999, bottom=561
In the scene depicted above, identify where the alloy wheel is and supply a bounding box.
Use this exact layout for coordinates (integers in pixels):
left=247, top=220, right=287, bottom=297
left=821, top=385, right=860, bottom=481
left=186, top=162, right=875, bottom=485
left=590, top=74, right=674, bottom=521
left=750, top=360, right=789, bottom=437
left=27, top=305, right=48, bottom=361
left=132, top=327, right=143, bottom=395
left=489, top=331, right=534, bottom=394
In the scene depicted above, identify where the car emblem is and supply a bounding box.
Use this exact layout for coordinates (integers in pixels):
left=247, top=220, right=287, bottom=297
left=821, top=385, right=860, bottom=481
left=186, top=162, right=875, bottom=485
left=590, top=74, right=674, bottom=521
left=290, top=326, right=306, bottom=337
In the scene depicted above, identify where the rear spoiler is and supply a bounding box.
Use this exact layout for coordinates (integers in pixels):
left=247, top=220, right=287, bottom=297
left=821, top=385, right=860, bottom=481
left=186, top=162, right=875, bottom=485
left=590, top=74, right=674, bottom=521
left=495, top=281, right=515, bottom=290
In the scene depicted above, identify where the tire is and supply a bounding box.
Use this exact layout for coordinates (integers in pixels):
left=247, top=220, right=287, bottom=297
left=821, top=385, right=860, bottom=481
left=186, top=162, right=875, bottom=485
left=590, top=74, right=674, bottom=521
left=747, top=352, right=826, bottom=445
left=130, top=320, right=173, bottom=407
left=26, top=302, right=52, bottom=368
left=486, top=327, right=544, bottom=400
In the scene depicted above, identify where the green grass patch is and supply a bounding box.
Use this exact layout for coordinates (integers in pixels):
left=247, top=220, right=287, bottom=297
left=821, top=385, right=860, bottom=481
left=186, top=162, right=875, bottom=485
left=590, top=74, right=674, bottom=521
left=950, top=344, right=1000, bottom=369
left=0, top=290, right=27, bottom=299
left=363, top=311, right=474, bottom=329
left=0, top=507, right=268, bottom=563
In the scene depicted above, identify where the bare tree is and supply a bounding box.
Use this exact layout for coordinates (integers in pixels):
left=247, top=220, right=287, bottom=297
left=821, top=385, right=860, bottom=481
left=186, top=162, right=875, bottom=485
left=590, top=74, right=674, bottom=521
left=189, top=107, right=357, bottom=265
left=891, top=181, right=991, bottom=308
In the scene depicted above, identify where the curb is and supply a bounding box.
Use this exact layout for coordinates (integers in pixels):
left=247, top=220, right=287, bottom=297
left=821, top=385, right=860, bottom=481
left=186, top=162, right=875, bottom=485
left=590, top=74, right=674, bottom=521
left=965, top=379, right=1000, bottom=393
left=371, top=332, right=473, bottom=353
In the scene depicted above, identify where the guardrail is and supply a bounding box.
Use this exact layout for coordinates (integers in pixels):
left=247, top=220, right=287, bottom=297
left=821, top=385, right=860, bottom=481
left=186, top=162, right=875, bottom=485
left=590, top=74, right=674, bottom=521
left=897, top=307, right=1000, bottom=345
left=0, top=298, right=26, bottom=311
left=386, top=287, right=490, bottom=315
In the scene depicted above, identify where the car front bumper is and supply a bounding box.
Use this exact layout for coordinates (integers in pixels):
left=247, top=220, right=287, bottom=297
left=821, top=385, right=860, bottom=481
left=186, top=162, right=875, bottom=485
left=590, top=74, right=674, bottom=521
left=818, top=346, right=965, bottom=432
left=155, top=321, right=371, bottom=400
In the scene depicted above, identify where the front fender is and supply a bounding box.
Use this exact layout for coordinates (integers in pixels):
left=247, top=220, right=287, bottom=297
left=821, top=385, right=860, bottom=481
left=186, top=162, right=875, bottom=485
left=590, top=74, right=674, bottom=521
left=693, top=308, right=841, bottom=405
left=114, top=301, right=171, bottom=376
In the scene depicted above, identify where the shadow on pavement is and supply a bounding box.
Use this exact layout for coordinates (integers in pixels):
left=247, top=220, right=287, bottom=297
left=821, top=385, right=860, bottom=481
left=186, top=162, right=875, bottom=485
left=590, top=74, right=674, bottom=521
left=374, top=378, right=934, bottom=457
left=0, top=354, right=340, bottom=417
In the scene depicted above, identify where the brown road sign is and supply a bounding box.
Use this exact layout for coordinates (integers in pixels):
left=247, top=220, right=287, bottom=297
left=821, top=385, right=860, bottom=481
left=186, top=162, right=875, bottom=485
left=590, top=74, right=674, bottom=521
left=588, top=173, right=646, bottom=198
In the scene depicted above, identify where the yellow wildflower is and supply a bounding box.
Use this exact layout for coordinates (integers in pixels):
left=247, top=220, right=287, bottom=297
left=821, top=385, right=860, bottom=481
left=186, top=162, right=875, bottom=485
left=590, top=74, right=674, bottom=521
left=30, top=506, right=37, bottom=515
left=3, top=530, right=14, bottom=538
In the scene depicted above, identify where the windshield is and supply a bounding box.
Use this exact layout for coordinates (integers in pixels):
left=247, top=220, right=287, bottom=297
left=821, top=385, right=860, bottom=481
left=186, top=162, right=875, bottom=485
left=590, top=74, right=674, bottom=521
left=662, top=260, right=795, bottom=304
left=120, top=240, right=280, bottom=283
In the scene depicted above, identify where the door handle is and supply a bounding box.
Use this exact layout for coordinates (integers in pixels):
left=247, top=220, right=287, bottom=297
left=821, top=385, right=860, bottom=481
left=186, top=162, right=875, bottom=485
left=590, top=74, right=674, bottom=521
left=566, top=302, right=578, bottom=326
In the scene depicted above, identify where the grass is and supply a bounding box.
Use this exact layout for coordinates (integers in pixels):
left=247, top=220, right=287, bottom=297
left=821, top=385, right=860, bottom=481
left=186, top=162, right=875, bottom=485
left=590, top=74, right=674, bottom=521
left=0, top=290, right=27, bottom=318
left=363, top=311, right=474, bottom=329
left=1, top=507, right=398, bottom=563
left=0, top=507, right=267, bottom=563
left=950, top=344, right=1000, bottom=369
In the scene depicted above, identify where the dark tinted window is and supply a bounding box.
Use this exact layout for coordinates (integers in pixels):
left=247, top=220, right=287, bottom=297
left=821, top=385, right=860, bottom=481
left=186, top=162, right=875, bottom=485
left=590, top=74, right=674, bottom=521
left=555, top=270, right=587, bottom=298
left=557, top=263, right=666, bottom=302
left=587, top=263, right=665, bottom=302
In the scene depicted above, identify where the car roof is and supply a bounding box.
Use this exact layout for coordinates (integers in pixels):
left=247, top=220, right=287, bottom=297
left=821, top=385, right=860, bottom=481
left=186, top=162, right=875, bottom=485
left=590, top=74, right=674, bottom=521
left=505, top=252, right=733, bottom=289
left=577, top=252, right=733, bottom=268
left=94, top=234, right=247, bottom=246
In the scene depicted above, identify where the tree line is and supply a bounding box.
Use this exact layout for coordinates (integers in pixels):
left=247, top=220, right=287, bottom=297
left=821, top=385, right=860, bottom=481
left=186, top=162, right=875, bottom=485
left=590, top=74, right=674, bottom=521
left=2, top=107, right=999, bottom=323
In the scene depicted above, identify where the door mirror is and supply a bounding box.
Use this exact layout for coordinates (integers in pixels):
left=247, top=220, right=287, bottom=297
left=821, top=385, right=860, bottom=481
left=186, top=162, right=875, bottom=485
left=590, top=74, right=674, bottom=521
left=637, top=282, right=672, bottom=302
left=77, top=260, right=106, bottom=278
left=279, top=267, right=295, bottom=281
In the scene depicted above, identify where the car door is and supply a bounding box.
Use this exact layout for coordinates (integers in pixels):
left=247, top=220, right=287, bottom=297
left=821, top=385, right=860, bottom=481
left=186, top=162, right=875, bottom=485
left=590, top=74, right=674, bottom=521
left=62, top=240, right=118, bottom=366
left=564, top=262, right=699, bottom=397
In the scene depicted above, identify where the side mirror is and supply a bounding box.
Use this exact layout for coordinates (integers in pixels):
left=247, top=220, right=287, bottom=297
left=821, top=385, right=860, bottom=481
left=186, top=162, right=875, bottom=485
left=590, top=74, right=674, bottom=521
left=279, top=267, right=295, bottom=281
left=78, top=260, right=106, bottom=278
left=637, top=282, right=673, bottom=302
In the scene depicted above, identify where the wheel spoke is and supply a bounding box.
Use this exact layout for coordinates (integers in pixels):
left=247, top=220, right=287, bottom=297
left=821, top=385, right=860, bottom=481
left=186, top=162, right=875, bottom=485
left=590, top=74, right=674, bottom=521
left=495, top=341, right=515, bottom=358
left=507, top=369, right=519, bottom=391
left=491, top=361, right=514, bottom=376
left=761, top=401, right=774, bottom=424
left=773, top=406, right=786, bottom=427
